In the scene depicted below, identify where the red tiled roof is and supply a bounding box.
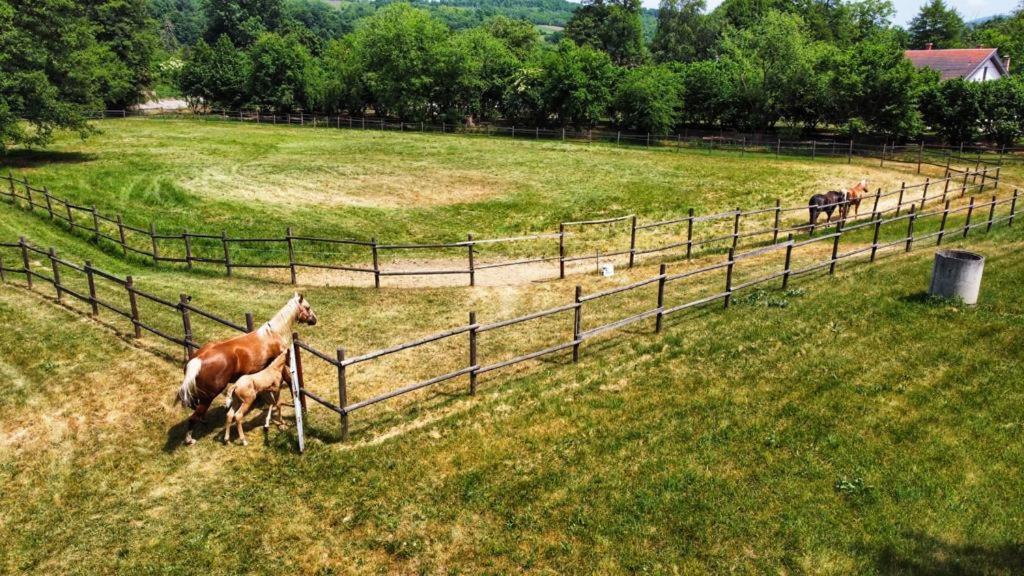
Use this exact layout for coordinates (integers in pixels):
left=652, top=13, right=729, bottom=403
left=903, top=48, right=1007, bottom=81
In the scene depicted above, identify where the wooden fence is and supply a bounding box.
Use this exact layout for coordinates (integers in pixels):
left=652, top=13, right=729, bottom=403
left=2, top=180, right=1019, bottom=450
left=0, top=165, right=1001, bottom=287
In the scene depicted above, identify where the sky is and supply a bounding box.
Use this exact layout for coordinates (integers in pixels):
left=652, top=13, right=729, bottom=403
left=640, top=0, right=1018, bottom=26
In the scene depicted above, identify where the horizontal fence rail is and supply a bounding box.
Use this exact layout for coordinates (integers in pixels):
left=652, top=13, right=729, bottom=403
left=1, top=163, right=1001, bottom=288
left=2, top=182, right=1020, bottom=450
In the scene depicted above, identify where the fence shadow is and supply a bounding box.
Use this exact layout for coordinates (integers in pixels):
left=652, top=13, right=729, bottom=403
left=869, top=532, right=1024, bottom=575
left=2, top=150, right=96, bottom=168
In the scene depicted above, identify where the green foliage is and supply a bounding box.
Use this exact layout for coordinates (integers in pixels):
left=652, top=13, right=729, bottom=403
left=978, top=76, right=1024, bottom=147
left=246, top=32, right=315, bottom=112
left=345, top=4, right=448, bottom=120
left=203, top=0, right=284, bottom=47
left=149, top=0, right=205, bottom=49
left=907, top=0, right=966, bottom=49
left=650, top=0, right=717, bottom=63
left=851, top=31, right=929, bottom=139
left=484, top=15, right=540, bottom=59
left=433, top=28, right=519, bottom=122
left=178, top=36, right=250, bottom=109
left=564, top=0, right=647, bottom=66
left=611, top=64, right=683, bottom=133
left=921, top=78, right=982, bottom=143
left=541, top=40, right=617, bottom=127
left=0, top=0, right=102, bottom=152
left=85, top=0, right=159, bottom=108
left=968, top=9, right=1024, bottom=77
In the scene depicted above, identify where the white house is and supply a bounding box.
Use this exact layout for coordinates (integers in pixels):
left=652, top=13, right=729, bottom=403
left=904, top=45, right=1010, bottom=82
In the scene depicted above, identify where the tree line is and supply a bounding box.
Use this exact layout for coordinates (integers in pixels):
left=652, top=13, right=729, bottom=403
left=2, top=0, right=1024, bottom=153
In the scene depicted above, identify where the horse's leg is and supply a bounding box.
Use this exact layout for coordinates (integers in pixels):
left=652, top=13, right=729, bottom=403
left=224, top=404, right=236, bottom=444
left=274, top=390, right=286, bottom=427
left=263, top=393, right=274, bottom=429
left=236, top=398, right=254, bottom=446
left=185, top=402, right=210, bottom=446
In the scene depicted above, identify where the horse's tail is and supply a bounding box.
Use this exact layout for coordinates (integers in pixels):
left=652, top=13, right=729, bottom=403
left=223, top=382, right=237, bottom=408
left=177, top=358, right=202, bottom=409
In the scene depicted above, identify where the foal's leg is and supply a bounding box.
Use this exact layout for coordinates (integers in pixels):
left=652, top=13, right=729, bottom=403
left=223, top=403, right=236, bottom=444
left=236, top=398, right=254, bottom=446
left=263, top=392, right=275, bottom=429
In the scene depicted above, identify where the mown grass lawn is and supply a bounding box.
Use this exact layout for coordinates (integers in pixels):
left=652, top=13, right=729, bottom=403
left=1, top=192, right=1022, bottom=574
left=0, top=117, right=953, bottom=246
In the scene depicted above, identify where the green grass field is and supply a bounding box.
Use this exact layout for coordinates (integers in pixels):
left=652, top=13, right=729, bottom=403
left=1, top=121, right=1023, bottom=574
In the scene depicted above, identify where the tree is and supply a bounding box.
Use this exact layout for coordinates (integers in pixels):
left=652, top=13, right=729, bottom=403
left=484, top=16, right=539, bottom=60
left=611, top=65, right=683, bottom=133
left=433, top=28, right=519, bottom=122
left=0, top=0, right=103, bottom=151
left=149, top=0, right=205, bottom=48
left=907, top=0, right=965, bottom=49
left=564, top=0, right=646, bottom=66
left=678, top=60, right=735, bottom=126
left=921, top=78, right=982, bottom=143
left=541, top=40, right=617, bottom=127
left=852, top=31, right=928, bottom=139
left=178, top=36, right=250, bottom=109
left=499, top=59, right=549, bottom=126
left=650, top=0, right=717, bottom=63
left=347, top=4, right=448, bottom=119
left=84, top=0, right=159, bottom=108
left=717, top=10, right=818, bottom=130
left=978, top=77, right=1024, bottom=147
left=204, top=0, right=283, bottom=47
left=246, top=32, right=315, bottom=112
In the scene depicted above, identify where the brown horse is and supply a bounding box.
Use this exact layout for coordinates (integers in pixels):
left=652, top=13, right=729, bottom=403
left=176, top=293, right=317, bottom=445
left=843, top=179, right=869, bottom=219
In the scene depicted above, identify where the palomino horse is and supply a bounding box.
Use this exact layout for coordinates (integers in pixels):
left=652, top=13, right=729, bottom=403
left=222, top=351, right=290, bottom=445
left=176, top=293, right=317, bottom=445
left=843, top=179, right=869, bottom=219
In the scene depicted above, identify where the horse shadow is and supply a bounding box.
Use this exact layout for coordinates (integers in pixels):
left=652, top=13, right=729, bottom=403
left=163, top=402, right=283, bottom=452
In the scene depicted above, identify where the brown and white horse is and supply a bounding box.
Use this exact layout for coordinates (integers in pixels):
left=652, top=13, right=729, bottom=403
left=176, top=293, right=317, bottom=445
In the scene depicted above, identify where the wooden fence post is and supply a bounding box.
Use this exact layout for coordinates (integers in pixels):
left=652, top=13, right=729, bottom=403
left=18, top=236, right=32, bottom=289
left=880, top=142, right=885, bottom=167
left=467, top=234, right=475, bottom=287
left=731, top=208, right=741, bottom=251
left=870, top=214, right=882, bottom=263
left=368, top=237, right=380, bottom=289
left=286, top=227, right=296, bottom=285
left=245, top=312, right=254, bottom=332
left=993, top=166, right=1000, bottom=189
left=963, top=197, right=975, bottom=238
left=895, top=182, right=905, bottom=216
left=686, top=208, right=694, bottom=258
left=572, top=286, right=582, bottom=362
left=916, top=141, right=923, bottom=174
left=222, top=230, right=232, bottom=276
left=942, top=174, right=951, bottom=203
left=920, top=178, right=930, bottom=209
left=150, top=223, right=160, bottom=265
left=44, top=188, right=54, bottom=219
left=468, top=311, right=478, bottom=394
left=183, top=229, right=193, bottom=270
left=655, top=263, right=666, bottom=333
left=782, top=233, right=793, bottom=289
left=65, top=202, right=74, bottom=230
left=292, top=332, right=306, bottom=412
left=872, top=189, right=881, bottom=215
left=961, top=171, right=969, bottom=197
left=85, top=260, right=98, bottom=315
left=986, top=195, right=996, bottom=233
left=1009, top=189, right=1018, bottom=227
left=558, top=223, right=566, bottom=279
left=0, top=256, right=5, bottom=283
left=847, top=139, right=853, bottom=164
left=179, top=294, right=194, bottom=359
left=772, top=199, right=781, bottom=243
left=723, top=249, right=735, bottom=308
left=337, top=348, right=348, bottom=441
left=905, top=206, right=916, bottom=252
left=811, top=140, right=816, bottom=160
left=828, top=221, right=842, bottom=274
left=126, top=275, right=141, bottom=338
left=116, top=215, right=127, bottom=255
left=628, top=215, right=637, bottom=268
left=91, top=206, right=100, bottom=242
left=937, top=199, right=950, bottom=245
left=48, top=248, right=62, bottom=302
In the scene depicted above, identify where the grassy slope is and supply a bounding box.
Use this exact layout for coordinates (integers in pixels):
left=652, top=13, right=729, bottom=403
left=0, top=118, right=940, bottom=246
left=1, top=197, right=1023, bottom=573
